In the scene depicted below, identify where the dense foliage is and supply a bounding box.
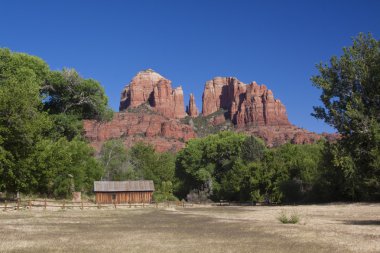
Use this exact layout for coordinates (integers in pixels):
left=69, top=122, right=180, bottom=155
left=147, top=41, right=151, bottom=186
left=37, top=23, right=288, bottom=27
left=312, top=33, right=380, bottom=201
left=43, top=68, right=113, bottom=121
left=175, top=131, right=325, bottom=203
left=0, top=48, right=111, bottom=198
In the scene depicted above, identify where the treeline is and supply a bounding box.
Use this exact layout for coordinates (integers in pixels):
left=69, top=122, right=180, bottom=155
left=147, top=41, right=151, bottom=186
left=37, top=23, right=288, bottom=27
left=176, top=132, right=326, bottom=203
left=99, top=132, right=333, bottom=203
left=100, top=127, right=378, bottom=203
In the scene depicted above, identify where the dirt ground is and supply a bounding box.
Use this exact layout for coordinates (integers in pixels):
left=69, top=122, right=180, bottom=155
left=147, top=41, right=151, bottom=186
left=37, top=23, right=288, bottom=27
left=0, top=203, right=379, bottom=253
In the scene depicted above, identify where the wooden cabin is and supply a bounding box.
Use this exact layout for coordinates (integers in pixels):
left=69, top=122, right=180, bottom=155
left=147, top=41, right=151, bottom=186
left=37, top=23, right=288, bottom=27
left=94, top=180, right=155, bottom=204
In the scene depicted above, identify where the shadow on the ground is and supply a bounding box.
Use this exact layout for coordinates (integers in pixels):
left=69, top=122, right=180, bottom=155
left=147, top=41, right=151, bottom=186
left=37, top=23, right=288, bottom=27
left=343, top=220, right=380, bottom=226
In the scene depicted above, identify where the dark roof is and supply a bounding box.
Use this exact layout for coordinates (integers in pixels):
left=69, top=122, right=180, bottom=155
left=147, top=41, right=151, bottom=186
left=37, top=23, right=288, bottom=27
left=94, top=180, right=155, bottom=192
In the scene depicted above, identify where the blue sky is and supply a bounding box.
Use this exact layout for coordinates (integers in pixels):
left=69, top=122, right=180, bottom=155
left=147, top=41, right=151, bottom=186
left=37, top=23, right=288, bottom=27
left=1, top=0, right=379, bottom=133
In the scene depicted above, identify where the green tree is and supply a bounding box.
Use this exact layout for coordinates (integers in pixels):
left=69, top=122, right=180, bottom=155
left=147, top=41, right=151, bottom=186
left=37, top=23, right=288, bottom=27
left=31, top=138, right=103, bottom=198
left=43, top=68, right=113, bottom=121
left=0, top=48, right=113, bottom=197
left=312, top=33, right=380, bottom=200
left=175, top=131, right=247, bottom=200
left=49, top=114, right=85, bottom=141
left=0, top=48, right=53, bottom=193
left=219, top=158, right=252, bottom=201
left=129, top=142, right=177, bottom=201
left=241, top=135, right=266, bottom=163
left=263, top=142, right=324, bottom=203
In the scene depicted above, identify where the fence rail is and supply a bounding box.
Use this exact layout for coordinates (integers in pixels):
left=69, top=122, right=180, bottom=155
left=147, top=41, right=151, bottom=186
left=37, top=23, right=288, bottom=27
left=0, top=199, right=193, bottom=211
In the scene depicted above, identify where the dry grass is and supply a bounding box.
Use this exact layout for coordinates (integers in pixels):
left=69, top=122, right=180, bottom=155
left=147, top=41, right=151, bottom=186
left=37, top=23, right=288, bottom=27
left=0, top=203, right=379, bottom=252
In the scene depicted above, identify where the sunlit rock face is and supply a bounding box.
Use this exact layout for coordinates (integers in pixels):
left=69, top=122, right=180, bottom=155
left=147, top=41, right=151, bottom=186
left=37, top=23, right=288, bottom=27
left=202, top=77, right=290, bottom=127
left=119, top=69, right=186, bottom=119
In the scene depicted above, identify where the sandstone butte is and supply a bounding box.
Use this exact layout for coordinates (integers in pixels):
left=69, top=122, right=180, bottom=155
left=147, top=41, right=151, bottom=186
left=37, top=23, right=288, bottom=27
left=83, top=69, right=336, bottom=152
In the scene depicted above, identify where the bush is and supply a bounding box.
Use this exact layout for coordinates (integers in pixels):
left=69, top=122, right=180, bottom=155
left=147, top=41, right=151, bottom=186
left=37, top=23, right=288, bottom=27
left=153, top=192, right=178, bottom=202
left=277, top=210, right=300, bottom=224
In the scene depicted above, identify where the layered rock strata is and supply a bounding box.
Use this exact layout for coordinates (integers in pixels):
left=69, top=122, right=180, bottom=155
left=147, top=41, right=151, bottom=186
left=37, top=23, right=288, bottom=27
left=119, top=69, right=186, bottom=118
left=83, top=112, right=196, bottom=152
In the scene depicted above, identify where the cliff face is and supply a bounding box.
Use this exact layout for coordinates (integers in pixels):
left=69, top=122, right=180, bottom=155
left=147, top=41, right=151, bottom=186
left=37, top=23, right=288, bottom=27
left=202, top=77, right=290, bottom=127
left=119, top=69, right=186, bottom=119
left=83, top=112, right=196, bottom=152
left=84, top=70, right=335, bottom=152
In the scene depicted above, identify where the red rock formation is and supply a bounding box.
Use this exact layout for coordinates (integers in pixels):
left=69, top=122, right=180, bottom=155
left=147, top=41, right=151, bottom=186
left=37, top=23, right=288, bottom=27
left=202, top=77, right=246, bottom=116
left=119, top=69, right=163, bottom=109
left=151, top=79, right=186, bottom=118
left=200, top=76, right=336, bottom=146
left=83, top=112, right=196, bottom=152
left=84, top=72, right=337, bottom=152
left=186, top=93, right=199, bottom=117
left=236, top=82, right=290, bottom=127
left=202, top=77, right=290, bottom=127
left=119, top=69, right=186, bottom=118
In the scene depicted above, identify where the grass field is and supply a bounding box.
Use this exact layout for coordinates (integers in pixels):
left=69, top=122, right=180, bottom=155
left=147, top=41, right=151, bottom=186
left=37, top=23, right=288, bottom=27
left=0, top=203, right=379, bottom=252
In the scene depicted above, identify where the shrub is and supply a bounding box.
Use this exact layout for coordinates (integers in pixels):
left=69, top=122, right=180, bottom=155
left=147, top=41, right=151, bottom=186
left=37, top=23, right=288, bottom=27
left=277, top=210, right=300, bottom=224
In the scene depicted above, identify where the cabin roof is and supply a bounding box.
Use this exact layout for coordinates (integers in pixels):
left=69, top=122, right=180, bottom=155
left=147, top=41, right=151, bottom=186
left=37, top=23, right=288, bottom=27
left=94, top=180, right=155, bottom=192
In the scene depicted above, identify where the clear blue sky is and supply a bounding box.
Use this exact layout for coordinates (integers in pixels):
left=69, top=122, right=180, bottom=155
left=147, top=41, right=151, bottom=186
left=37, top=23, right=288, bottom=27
left=1, top=0, right=379, bottom=133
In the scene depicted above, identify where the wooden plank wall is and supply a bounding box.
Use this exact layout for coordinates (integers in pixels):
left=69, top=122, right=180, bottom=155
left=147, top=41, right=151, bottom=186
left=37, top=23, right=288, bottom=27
left=95, top=192, right=153, bottom=204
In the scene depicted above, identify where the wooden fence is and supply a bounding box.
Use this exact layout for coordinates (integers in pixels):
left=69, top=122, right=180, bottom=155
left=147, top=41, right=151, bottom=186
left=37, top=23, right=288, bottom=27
left=0, top=199, right=193, bottom=211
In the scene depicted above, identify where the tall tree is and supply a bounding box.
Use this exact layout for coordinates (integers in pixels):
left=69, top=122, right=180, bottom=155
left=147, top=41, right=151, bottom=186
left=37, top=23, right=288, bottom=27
left=0, top=48, right=52, bottom=193
left=312, top=33, right=380, bottom=200
left=32, top=138, right=103, bottom=198
left=0, top=49, right=113, bottom=196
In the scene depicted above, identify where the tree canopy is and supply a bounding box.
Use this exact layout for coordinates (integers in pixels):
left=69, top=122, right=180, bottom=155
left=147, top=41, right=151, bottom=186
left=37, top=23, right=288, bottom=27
left=312, top=33, right=380, bottom=200
left=43, top=69, right=113, bottom=121
left=176, top=131, right=325, bottom=203
left=0, top=48, right=112, bottom=197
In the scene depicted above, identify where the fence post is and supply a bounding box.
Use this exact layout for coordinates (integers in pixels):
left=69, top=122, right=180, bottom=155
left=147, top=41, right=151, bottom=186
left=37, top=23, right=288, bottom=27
left=17, top=199, right=20, bottom=211
left=62, top=200, right=65, bottom=210
left=44, top=199, right=47, bottom=210
left=4, top=200, right=7, bottom=211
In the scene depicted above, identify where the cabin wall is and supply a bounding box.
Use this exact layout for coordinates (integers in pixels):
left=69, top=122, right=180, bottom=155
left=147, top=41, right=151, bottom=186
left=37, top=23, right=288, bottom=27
left=95, top=191, right=153, bottom=204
